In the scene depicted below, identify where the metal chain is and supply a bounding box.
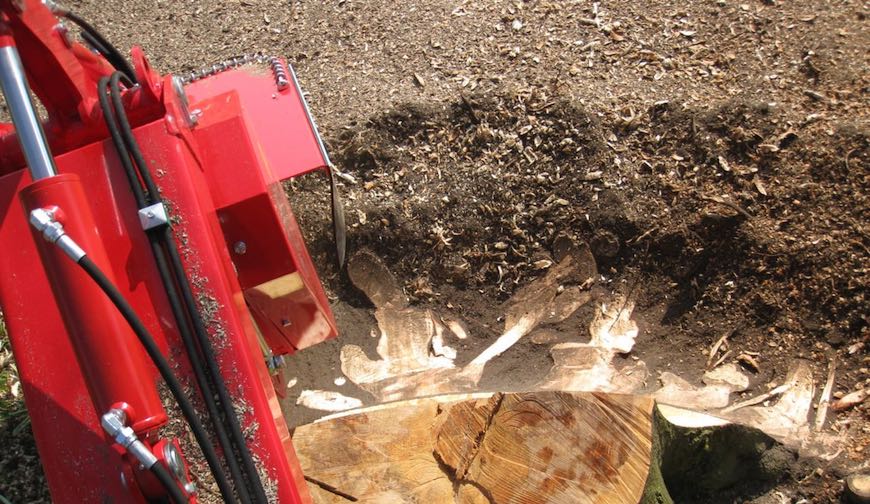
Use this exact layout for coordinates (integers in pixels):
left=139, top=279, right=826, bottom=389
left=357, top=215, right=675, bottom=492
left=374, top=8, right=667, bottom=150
left=180, top=53, right=289, bottom=89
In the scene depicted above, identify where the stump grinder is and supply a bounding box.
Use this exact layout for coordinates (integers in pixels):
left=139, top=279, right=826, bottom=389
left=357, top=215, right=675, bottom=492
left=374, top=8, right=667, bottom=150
left=0, top=1, right=344, bottom=502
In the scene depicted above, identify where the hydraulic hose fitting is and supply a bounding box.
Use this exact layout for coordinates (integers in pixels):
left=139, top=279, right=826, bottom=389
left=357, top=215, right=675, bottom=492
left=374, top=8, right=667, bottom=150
left=101, top=408, right=158, bottom=469
left=42, top=0, right=68, bottom=15
left=29, top=206, right=86, bottom=262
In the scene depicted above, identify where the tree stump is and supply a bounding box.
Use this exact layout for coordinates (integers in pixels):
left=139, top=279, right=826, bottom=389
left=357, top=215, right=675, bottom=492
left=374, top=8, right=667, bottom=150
left=293, top=391, right=789, bottom=503
left=290, top=252, right=821, bottom=503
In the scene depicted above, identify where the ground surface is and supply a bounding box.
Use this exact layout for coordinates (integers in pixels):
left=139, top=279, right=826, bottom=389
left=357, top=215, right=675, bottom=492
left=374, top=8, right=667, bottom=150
left=1, top=0, right=868, bottom=502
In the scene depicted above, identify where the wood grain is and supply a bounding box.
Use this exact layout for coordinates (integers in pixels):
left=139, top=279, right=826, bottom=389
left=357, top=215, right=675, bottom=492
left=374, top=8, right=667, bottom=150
left=293, top=391, right=655, bottom=503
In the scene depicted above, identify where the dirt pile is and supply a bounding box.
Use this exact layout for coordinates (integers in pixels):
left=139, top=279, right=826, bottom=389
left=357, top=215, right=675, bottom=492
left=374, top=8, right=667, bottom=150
left=317, top=89, right=868, bottom=352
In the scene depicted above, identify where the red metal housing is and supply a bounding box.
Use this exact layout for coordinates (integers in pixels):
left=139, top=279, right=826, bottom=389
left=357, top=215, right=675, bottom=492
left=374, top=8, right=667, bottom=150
left=186, top=68, right=337, bottom=355
left=0, top=1, right=337, bottom=501
left=19, top=173, right=167, bottom=435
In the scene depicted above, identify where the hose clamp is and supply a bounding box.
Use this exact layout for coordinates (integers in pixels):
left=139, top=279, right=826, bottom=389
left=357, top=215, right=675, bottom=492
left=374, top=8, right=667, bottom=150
left=138, top=202, right=169, bottom=231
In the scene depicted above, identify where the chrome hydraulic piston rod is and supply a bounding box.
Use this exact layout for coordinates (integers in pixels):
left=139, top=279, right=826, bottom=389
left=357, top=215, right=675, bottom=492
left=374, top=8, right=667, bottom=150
left=0, top=42, right=58, bottom=180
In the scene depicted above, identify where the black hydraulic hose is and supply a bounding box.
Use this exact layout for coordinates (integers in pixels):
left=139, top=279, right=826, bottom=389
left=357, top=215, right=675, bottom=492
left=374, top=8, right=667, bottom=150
left=76, top=256, right=237, bottom=504
left=100, top=74, right=252, bottom=504
left=98, top=76, right=147, bottom=208
left=149, top=231, right=254, bottom=504
left=61, top=10, right=138, bottom=84
left=150, top=463, right=189, bottom=504
left=107, top=74, right=269, bottom=504
left=80, top=29, right=109, bottom=58
left=109, top=72, right=160, bottom=201
left=103, top=73, right=267, bottom=503
left=100, top=77, right=250, bottom=504
left=164, top=240, right=268, bottom=504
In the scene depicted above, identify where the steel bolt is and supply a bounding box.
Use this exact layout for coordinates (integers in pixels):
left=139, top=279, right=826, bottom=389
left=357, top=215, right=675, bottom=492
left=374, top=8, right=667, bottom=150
left=184, top=482, right=197, bottom=495
left=189, top=109, right=202, bottom=125
left=54, top=23, right=72, bottom=48
left=233, top=241, right=247, bottom=255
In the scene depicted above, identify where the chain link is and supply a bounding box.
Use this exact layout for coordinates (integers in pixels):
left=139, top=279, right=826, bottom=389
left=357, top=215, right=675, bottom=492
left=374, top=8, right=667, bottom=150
left=180, top=54, right=290, bottom=88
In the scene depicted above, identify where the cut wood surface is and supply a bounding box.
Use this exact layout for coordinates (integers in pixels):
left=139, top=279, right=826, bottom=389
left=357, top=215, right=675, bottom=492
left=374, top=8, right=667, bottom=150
left=294, top=391, right=796, bottom=503
left=293, top=250, right=842, bottom=503
left=294, top=391, right=656, bottom=503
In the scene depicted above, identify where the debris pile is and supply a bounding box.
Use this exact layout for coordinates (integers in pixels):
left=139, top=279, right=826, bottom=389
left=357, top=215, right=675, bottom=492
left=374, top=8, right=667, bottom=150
left=297, top=248, right=854, bottom=462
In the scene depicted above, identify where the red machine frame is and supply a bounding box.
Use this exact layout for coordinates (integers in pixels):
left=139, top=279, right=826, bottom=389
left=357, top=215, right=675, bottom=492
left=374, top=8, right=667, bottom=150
left=0, top=1, right=336, bottom=502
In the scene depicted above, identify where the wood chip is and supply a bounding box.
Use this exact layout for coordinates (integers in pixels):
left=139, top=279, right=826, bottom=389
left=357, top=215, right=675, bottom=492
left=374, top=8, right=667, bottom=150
left=297, top=390, right=363, bottom=412
left=721, top=383, right=790, bottom=413
left=703, top=363, right=749, bottom=392
left=711, top=349, right=732, bottom=369
left=756, top=143, right=780, bottom=154
left=753, top=177, right=768, bottom=196
left=707, top=327, right=736, bottom=368
left=737, top=353, right=760, bottom=372
left=832, top=389, right=868, bottom=412
left=814, top=359, right=836, bottom=431
left=701, top=194, right=754, bottom=219
left=803, top=89, right=827, bottom=102
left=533, top=259, right=553, bottom=270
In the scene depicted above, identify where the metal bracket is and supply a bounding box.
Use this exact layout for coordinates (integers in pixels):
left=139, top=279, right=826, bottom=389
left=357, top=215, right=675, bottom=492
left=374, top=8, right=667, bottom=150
left=138, top=203, right=169, bottom=231
left=163, top=443, right=197, bottom=496
left=171, top=76, right=199, bottom=127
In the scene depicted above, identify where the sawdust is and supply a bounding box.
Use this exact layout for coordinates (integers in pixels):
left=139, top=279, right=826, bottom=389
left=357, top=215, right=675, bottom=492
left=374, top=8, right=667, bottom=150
left=1, top=0, right=867, bottom=502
